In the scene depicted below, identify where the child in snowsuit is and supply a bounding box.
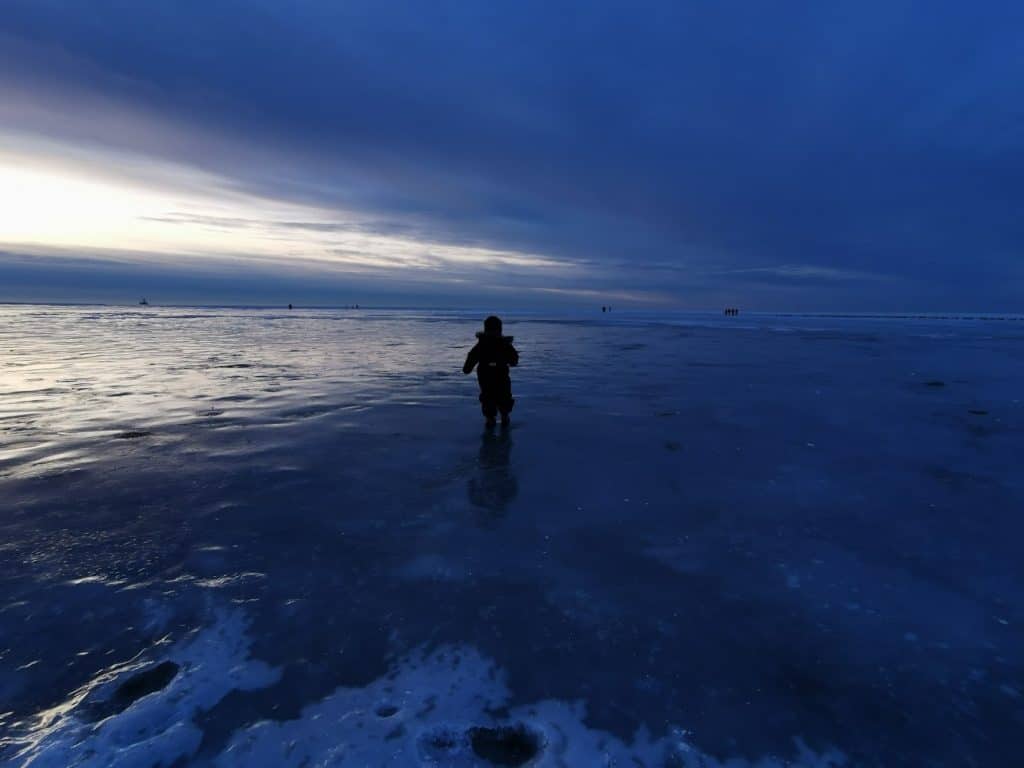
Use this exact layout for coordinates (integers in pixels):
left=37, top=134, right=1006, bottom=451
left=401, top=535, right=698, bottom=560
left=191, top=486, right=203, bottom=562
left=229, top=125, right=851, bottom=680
left=463, top=315, right=519, bottom=426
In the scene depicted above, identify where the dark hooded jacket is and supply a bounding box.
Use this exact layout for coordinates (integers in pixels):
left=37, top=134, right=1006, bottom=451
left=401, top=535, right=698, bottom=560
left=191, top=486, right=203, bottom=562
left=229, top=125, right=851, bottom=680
left=463, top=331, right=519, bottom=395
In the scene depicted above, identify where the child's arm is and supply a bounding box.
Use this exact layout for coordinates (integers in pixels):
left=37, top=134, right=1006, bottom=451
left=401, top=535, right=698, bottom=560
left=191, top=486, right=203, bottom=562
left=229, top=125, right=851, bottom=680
left=506, top=342, right=519, bottom=367
left=462, top=344, right=480, bottom=374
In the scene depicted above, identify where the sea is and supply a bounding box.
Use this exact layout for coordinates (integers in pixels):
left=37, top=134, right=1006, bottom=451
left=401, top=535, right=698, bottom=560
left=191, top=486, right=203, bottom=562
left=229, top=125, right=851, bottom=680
left=1, top=305, right=1022, bottom=766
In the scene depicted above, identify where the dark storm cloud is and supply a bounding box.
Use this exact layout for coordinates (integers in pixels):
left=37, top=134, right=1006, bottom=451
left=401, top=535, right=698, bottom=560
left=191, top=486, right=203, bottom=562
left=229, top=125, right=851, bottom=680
left=1, top=0, right=1022, bottom=308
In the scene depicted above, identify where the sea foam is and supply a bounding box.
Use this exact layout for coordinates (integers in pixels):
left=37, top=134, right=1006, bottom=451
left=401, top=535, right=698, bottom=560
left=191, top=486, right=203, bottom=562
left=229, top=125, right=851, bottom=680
left=8, top=611, right=845, bottom=767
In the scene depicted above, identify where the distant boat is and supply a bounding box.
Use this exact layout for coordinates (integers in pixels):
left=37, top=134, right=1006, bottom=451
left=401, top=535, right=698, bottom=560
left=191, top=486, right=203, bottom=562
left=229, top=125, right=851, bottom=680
left=139, top=298, right=149, bottom=306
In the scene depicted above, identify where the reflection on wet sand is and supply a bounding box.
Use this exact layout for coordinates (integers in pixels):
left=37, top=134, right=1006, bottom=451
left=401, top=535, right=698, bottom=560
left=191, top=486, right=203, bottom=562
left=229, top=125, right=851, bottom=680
left=467, top=426, right=518, bottom=522
left=3, top=306, right=1024, bottom=767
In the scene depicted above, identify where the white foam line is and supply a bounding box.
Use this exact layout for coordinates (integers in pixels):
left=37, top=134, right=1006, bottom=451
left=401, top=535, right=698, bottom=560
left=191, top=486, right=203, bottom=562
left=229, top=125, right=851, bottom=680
left=5, top=610, right=279, bottom=768
left=7, top=612, right=846, bottom=767
left=216, top=646, right=845, bottom=767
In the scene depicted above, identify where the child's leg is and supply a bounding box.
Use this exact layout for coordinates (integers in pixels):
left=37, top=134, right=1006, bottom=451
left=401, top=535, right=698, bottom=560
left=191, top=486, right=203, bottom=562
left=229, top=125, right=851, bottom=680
left=498, top=378, right=514, bottom=420
left=498, top=397, right=514, bottom=423
left=479, top=393, right=498, bottom=424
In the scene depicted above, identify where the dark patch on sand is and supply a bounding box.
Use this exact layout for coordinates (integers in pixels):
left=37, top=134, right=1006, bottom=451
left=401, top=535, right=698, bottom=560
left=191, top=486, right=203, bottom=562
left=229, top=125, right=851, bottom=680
left=469, top=723, right=542, bottom=766
left=280, top=404, right=340, bottom=419
left=86, top=660, right=179, bottom=720
left=967, top=422, right=999, bottom=438
left=114, top=430, right=152, bottom=440
left=113, top=661, right=179, bottom=704
left=420, top=727, right=460, bottom=756
left=414, top=695, right=437, bottom=719
left=925, top=465, right=987, bottom=492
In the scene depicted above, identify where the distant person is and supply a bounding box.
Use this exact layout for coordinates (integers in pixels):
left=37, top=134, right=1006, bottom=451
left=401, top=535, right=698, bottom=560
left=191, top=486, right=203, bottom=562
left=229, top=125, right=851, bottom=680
left=463, top=315, right=519, bottom=427
left=288, top=303, right=293, bottom=310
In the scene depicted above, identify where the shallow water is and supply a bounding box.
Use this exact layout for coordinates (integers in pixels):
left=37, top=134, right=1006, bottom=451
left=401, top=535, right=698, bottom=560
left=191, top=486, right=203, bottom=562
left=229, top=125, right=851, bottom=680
left=1, top=306, right=1022, bottom=766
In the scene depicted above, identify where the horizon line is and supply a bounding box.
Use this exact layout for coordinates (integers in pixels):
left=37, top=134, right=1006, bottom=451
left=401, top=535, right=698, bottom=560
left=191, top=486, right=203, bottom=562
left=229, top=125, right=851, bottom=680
left=1, top=300, right=1022, bottom=320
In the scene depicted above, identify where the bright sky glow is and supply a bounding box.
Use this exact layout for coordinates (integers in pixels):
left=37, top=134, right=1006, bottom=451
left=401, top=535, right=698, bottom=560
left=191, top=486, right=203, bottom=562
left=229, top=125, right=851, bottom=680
left=0, top=139, right=567, bottom=278
left=1, top=0, right=1021, bottom=309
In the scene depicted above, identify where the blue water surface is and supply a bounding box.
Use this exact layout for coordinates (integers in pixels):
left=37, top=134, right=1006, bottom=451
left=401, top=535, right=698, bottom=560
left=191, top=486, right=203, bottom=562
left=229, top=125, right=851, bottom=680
left=1, top=306, right=1022, bottom=766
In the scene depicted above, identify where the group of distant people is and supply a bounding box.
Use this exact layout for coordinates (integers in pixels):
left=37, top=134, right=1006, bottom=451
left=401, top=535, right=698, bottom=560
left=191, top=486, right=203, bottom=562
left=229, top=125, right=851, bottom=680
left=724, top=307, right=740, bottom=316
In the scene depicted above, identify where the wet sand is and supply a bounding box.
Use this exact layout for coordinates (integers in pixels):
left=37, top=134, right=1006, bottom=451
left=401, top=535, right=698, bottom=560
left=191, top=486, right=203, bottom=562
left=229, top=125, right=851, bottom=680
left=1, top=306, right=1022, bottom=766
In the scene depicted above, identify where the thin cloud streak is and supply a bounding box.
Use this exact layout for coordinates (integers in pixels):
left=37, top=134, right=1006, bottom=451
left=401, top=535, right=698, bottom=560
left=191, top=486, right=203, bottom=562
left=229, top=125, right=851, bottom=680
left=713, top=265, right=891, bottom=282
left=1, top=2, right=1022, bottom=309
left=0, top=137, right=573, bottom=282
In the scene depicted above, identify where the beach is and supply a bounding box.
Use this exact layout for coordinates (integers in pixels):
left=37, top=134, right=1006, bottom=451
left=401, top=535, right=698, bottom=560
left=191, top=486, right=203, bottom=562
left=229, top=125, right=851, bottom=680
left=1, top=305, right=1022, bottom=766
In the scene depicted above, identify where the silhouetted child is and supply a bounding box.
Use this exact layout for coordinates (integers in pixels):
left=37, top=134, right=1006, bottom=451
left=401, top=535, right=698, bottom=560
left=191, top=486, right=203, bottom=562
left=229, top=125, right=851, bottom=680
left=463, top=315, right=519, bottom=427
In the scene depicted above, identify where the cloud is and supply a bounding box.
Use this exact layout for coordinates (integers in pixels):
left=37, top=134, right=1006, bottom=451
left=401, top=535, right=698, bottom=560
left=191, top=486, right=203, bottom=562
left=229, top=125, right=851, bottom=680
left=716, top=265, right=890, bottom=282
left=1, top=1, right=1022, bottom=309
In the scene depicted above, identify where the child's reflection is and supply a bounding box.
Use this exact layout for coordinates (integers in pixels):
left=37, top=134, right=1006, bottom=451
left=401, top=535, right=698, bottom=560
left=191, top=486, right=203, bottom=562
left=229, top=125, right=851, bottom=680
left=467, top=425, right=519, bottom=523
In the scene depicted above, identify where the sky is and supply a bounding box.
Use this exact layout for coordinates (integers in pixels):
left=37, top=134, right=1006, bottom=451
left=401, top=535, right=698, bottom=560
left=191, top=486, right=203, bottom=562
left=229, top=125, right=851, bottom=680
left=1, top=1, right=1022, bottom=310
